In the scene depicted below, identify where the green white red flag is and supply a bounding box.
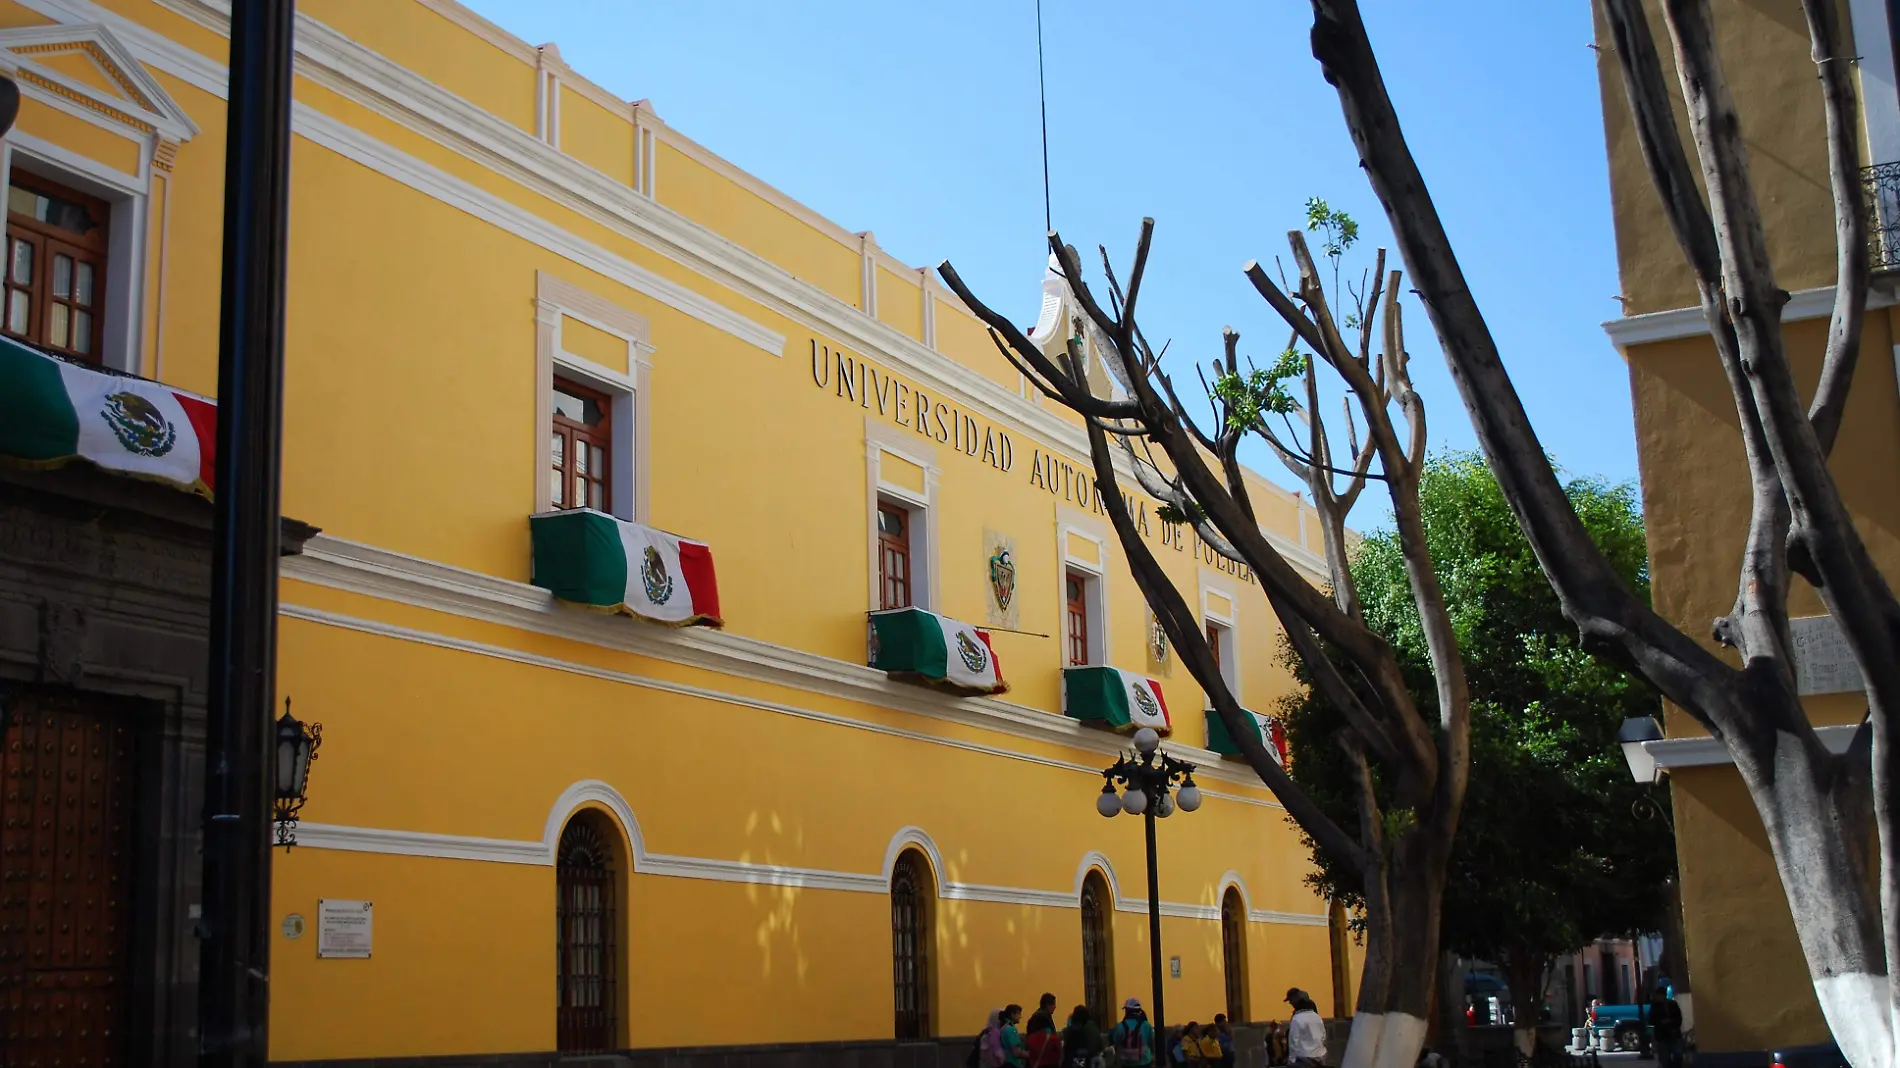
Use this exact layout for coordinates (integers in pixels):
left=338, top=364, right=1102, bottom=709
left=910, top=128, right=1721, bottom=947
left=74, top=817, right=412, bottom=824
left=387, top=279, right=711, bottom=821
left=1062, top=665, right=1172, bottom=734
left=868, top=607, right=1008, bottom=695
left=0, top=335, right=215, bottom=496
left=529, top=508, right=723, bottom=627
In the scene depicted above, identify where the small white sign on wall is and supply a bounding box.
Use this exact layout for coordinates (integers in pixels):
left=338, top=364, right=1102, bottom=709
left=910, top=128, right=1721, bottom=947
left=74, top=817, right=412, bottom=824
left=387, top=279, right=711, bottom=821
left=317, top=899, right=373, bottom=959
left=1790, top=615, right=1865, bottom=696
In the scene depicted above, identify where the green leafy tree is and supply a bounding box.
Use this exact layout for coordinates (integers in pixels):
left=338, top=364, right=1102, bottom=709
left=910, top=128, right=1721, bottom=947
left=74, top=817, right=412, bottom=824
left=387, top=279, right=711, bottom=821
left=1282, top=453, right=1676, bottom=1026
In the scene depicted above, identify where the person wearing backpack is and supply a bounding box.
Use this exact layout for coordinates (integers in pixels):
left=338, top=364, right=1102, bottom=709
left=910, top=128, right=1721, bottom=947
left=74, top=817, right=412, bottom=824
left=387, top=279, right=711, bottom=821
left=1061, top=1005, right=1105, bottom=1068
left=972, top=1010, right=1006, bottom=1068
left=1110, top=999, right=1155, bottom=1068
left=1026, top=994, right=1063, bottom=1068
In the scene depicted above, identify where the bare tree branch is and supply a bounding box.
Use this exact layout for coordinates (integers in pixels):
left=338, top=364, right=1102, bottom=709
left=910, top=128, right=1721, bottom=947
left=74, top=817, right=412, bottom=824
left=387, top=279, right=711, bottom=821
left=1798, top=0, right=1868, bottom=455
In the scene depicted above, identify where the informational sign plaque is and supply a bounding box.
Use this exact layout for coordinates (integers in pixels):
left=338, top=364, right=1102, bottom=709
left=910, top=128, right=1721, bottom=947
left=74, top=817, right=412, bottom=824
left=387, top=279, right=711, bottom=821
left=1790, top=615, right=1864, bottom=696
left=317, top=899, right=373, bottom=959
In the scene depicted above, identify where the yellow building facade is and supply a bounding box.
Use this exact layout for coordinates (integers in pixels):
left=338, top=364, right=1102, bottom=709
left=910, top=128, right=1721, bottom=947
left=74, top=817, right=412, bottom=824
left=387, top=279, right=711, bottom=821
left=1594, top=0, right=1900, bottom=1056
left=0, top=1, right=1344, bottom=1062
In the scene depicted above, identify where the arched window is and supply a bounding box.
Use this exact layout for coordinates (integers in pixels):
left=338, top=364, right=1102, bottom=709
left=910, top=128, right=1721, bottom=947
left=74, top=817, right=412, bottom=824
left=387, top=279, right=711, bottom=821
left=890, top=849, right=935, bottom=1038
left=556, top=813, right=620, bottom=1054
left=1080, top=871, right=1114, bottom=1024
left=1221, top=887, right=1249, bottom=1022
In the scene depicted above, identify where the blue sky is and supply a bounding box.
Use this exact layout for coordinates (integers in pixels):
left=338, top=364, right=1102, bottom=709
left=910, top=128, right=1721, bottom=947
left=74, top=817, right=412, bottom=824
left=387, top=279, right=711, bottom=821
left=461, top=1, right=1633, bottom=527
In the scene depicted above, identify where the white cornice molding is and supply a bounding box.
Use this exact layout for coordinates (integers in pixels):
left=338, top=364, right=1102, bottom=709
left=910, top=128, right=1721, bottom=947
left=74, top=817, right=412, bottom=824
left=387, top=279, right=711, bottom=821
left=280, top=534, right=1284, bottom=802
left=1645, top=723, right=1860, bottom=770
left=1602, top=284, right=1900, bottom=348
left=284, top=101, right=785, bottom=355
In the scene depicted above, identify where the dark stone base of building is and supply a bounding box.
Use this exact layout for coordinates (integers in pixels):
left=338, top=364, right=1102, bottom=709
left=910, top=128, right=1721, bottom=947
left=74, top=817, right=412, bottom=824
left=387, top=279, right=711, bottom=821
left=271, top=1035, right=971, bottom=1068
left=0, top=462, right=314, bottom=1067
left=268, top=1023, right=1324, bottom=1068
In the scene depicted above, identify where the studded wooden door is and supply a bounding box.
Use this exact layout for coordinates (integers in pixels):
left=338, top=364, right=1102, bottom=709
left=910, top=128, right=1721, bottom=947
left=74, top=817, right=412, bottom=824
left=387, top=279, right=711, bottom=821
left=0, top=691, right=137, bottom=1066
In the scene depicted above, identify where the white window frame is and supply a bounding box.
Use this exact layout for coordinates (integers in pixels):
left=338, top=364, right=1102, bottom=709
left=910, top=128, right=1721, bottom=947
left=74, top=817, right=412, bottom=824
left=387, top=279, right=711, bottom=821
left=534, top=271, right=652, bottom=523
left=866, top=418, right=940, bottom=612
left=1057, top=507, right=1110, bottom=667
left=0, top=144, right=144, bottom=372
left=0, top=26, right=199, bottom=377
left=1201, top=579, right=1239, bottom=705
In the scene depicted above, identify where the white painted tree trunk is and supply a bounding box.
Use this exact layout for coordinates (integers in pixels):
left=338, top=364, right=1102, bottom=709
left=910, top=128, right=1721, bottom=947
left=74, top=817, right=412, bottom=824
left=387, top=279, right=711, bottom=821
left=1813, top=974, right=1894, bottom=1068
left=1369, top=1015, right=1427, bottom=1068
left=1337, top=1014, right=1385, bottom=1068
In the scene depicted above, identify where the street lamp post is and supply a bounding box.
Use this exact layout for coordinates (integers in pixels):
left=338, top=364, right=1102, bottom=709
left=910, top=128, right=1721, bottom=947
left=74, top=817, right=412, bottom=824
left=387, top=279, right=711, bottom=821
left=1095, top=726, right=1201, bottom=1033
left=198, top=1, right=298, bottom=1064
left=1616, top=715, right=1687, bottom=1007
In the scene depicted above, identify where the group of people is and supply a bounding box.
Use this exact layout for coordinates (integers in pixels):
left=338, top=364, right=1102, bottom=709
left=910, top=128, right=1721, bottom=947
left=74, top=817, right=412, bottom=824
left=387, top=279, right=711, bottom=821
left=972, top=988, right=1328, bottom=1068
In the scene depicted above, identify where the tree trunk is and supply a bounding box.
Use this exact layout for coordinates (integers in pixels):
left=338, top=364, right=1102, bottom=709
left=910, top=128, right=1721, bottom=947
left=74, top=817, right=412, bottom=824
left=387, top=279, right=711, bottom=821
left=1341, top=847, right=1445, bottom=1068
left=1500, top=947, right=1550, bottom=1056
left=1736, top=728, right=1890, bottom=1068
left=1342, top=860, right=1396, bottom=1068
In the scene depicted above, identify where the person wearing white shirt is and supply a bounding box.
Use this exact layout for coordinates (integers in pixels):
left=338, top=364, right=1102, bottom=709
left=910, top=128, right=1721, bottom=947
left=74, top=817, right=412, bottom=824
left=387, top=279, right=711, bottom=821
left=1285, top=995, right=1327, bottom=1067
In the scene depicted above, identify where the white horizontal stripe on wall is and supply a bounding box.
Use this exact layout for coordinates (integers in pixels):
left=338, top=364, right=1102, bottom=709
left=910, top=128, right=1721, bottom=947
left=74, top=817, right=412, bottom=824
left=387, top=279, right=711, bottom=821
left=293, top=820, right=1326, bottom=927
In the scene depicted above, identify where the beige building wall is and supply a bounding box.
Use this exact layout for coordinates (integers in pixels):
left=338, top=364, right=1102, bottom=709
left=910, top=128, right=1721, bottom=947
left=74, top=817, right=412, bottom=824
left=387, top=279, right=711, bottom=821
left=1594, top=0, right=1900, bottom=1053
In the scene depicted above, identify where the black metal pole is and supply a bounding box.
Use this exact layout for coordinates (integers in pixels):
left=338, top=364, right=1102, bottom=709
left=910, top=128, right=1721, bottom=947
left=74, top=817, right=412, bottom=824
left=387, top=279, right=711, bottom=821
left=1144, top=792, right=1165, bottom=1035
left=199, top=2, right=297, bottom=1064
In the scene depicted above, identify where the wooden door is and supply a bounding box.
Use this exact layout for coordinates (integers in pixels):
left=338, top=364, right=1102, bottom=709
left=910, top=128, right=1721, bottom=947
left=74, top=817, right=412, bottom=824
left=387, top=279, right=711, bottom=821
left=890, top=851, right=932, bottom=1038
left=555, top=816, right=619, bottom=1054
left=0, top=690, right=137, bottom=1066
left=1080, top=874, right=1113, bottom=1025
left=1221, top=888, right=1248, bottom=1022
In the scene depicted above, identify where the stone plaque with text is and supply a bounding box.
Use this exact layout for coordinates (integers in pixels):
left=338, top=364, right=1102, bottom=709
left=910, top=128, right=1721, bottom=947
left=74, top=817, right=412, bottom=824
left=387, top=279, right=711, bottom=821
left=1791, top=615, right=1864, bottom=696
left=317, top=898, right=373, bottom=959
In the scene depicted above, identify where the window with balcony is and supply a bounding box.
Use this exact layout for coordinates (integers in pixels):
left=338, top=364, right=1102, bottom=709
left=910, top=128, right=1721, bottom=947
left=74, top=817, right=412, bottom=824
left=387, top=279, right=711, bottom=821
left=4, top=174, right=108, bottom=364
left=877, top=500, right=914, bottom=610
left=551, top=378, right=612, bottom=512
left=1066, top=571, right=1093, bottom=666
left=1205, top=619, right=1237, bottom=697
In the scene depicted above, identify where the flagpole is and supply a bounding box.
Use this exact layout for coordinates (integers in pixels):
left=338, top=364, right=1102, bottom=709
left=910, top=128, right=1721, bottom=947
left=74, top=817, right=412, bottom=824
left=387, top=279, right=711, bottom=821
left=863, top=611, right=1050, bottom=640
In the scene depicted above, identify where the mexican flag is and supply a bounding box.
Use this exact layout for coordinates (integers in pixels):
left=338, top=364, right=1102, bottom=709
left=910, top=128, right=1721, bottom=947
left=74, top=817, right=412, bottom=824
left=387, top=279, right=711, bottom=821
left=530, top=509, right=722, bottom=627
left=868, top=607, right=1007, bottom=695
left=1205, top=708, right=1287, bottom=764
left=0, top=335, right=216, bottom=496
left=1063, top=665, right=1172, bottom=734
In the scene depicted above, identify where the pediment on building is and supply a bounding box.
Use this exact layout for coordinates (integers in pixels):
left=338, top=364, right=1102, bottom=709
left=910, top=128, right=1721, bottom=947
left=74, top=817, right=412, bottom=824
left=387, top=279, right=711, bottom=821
left=0, top=23, right=198, bottom=142
left=1025, top=254, right=1129, bottom=402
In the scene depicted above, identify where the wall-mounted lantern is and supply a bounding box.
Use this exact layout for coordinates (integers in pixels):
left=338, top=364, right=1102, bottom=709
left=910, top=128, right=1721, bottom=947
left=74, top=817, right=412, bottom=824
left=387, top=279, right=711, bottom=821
left=273, top=697, right=322, bottom=850
left=1617, top=715, right=1663, bottom=785
left=0, top=75, right=19, bottom=140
